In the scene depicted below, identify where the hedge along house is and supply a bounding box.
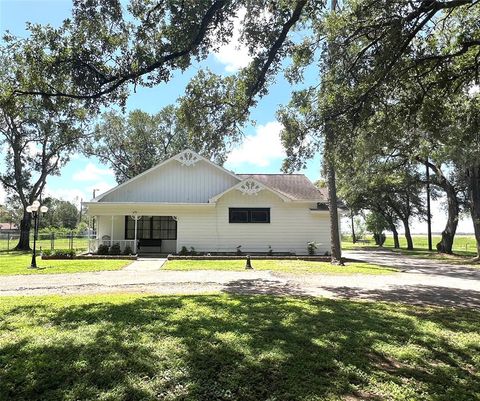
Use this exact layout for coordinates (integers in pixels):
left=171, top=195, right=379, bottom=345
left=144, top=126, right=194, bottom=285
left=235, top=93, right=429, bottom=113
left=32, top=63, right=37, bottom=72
left=84, top=150, right=332, bottom=255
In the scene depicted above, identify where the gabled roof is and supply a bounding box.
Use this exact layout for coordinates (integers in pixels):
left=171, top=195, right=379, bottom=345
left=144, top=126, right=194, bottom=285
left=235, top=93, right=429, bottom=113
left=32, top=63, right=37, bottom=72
left=209, top=177, right=292, bottom=203
left=237, top=174, right=327, bottom=202
left=92, top=149, right=240, bottom=202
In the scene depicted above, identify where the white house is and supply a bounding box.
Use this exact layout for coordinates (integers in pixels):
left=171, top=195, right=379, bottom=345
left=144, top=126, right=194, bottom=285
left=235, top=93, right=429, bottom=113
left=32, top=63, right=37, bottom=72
left=84, top=149, right=331, bottom=255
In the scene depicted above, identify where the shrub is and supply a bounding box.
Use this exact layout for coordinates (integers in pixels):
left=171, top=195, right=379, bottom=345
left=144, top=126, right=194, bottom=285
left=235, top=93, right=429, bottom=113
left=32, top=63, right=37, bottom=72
left=41, top=249, right=52, bottom=256
left=97, top=244, right=110, bottom=255
left=307, top=242, right=318, bottom=256
left=236, top=245, right=243, bottom=256
left=53, top=249, right=75, bottom=258
left=189, top=247, right=197, bottom=256
left=267, top=245, right=273, bottom=256
left=373, top=233, right=386, bottom=246
left=123, top=245, right=133, bottom=255
left=109, top=243, right=121, bottom=255
left=179, top=246, right=189, bottom=256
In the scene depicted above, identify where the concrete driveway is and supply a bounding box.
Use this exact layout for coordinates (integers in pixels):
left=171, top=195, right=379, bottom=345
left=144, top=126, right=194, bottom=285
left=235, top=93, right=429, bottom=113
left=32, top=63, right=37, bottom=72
left=1, top=250, right=479, bottom=308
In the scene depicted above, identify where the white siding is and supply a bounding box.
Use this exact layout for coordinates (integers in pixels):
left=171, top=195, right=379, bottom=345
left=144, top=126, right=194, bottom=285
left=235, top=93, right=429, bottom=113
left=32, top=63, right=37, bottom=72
left=101, top=159, right=239, bottom=203
left=176, top=189, right=330, bottom=255
left=93, top=190, right=330, bottom=255
left=91, top=189, right=330, bottom=255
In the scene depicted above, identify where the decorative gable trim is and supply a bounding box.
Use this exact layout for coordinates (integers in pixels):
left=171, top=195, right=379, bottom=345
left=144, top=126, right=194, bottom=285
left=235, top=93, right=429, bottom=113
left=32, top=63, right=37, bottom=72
left=237, top=179, right=263, bottom=196
left=174, top=150, right=201, bottom=167
left=209, top=177, right=292, bottom=203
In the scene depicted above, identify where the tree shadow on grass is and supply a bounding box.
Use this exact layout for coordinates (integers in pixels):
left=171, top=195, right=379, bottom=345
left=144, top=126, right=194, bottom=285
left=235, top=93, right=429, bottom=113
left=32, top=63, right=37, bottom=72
left=322, top=285, right=480, bottom=309
left=0, top=295, right=479, bottom=401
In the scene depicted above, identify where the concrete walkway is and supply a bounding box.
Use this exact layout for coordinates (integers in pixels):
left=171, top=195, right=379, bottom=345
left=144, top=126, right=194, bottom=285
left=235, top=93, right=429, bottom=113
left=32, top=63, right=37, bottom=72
left=122, top=258, right=167, bottom=272
left=1, top=250, right=479, bottom=308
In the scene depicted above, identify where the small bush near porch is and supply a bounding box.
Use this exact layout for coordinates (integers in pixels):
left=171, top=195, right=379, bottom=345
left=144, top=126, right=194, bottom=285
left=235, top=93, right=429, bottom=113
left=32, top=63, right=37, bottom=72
left=0, top=294, right=478, bottom=401
left=0, top=252, right=130, bottom=275
left=164, top=259, right=396, bottom=274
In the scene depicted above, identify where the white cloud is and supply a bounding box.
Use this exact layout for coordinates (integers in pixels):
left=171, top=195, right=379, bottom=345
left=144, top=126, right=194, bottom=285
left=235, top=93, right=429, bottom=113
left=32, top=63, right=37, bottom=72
left=72, top=163, right=114, bottom=182
left=45, top=180, right=114, bottom=204
left=226, top=121, right=286, bottom=168
left=213, top=8, right=253, bottom=72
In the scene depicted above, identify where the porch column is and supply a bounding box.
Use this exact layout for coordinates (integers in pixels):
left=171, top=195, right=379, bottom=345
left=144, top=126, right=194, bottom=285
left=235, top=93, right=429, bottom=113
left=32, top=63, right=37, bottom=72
left=111, top=215, right=114, bottom=246
left=88, top=216, right=92, bottom=254
left=131, top=212, right=141, bottom=255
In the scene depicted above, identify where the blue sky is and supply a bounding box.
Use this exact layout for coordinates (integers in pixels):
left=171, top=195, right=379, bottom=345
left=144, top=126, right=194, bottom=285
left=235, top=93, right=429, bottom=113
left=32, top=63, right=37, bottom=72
left=0, top=0, right=474, bottom=234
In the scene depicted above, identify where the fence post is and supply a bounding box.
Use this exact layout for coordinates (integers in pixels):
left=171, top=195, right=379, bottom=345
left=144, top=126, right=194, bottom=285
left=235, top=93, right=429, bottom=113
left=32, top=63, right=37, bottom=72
left=7, top=233, right=10, bottom=251
left=51, top=232, right=54, bottom=250
left=70, top=231, right=74, bottom=250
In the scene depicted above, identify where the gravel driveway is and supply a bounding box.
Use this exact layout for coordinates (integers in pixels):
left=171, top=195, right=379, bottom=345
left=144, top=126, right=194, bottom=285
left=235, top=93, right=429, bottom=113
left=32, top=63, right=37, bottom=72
left=1, top=251, right=479, bottom=308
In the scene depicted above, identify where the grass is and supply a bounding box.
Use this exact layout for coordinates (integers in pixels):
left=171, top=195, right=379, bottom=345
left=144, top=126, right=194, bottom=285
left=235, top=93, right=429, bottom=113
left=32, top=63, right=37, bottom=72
left=343, top=234, right=479, bottom=263
left=164, top=259, right=397, bottom=274
left=0, top=252, right=130, bottom=275
left=0, top=294, right=478, bottom=401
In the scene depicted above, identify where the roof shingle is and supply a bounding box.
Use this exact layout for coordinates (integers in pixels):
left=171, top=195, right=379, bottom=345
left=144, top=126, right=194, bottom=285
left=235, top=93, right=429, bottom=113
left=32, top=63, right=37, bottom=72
left=237, top=174, right=327, bottom=201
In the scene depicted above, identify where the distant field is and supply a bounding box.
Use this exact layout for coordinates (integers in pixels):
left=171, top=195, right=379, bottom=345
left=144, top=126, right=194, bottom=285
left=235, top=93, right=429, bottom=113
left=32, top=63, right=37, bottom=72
left=343, top=234, right=477, bottom=257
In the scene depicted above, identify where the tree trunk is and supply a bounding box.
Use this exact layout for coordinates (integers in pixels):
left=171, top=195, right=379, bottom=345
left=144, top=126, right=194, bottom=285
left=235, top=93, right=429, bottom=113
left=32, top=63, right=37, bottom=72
left=436, top=184, right=459, bottom=254
left=402, top=219, right=414, bottom=250
left=15, top=210, right=32, bottom=251
left=390, top=224, right=400, bottom=249
left=325, top=127, right=343, bottom=264
left=351, top=212, right=356, bottom=243
left=467, top=165, right=480, bottom=259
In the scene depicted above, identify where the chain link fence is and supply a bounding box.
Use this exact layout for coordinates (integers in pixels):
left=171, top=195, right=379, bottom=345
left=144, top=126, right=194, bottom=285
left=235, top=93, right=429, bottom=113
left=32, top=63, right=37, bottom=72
left=0, top=232, right=91, bottom=252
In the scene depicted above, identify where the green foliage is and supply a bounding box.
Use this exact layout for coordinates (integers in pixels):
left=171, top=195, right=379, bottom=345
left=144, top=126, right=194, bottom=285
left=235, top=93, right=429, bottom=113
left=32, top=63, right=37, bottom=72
left=179, top=246, right=189, bottom=256
left=91, top=108, right=186, bottom=183
left=39, top=198, right=79, bottom=230
left=123, top=245, right=132, bottom=256
left=97, top=244, right=110, bottom=255
left=365, top=212, right=390, bottom=241
left=109, top=243, right=121, bottom=255
left=307, top=241, right=318, bottom=255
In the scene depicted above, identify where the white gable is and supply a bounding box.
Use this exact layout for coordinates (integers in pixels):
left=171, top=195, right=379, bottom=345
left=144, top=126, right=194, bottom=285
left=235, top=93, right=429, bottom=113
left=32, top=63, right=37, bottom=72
left=99, top=154, right=240, bottom=203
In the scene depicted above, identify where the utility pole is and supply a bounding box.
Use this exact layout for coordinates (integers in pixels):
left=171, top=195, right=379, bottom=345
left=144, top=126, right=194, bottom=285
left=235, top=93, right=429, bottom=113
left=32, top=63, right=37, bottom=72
left=92, top=189, right=99, bottom=233
left=79, top=198, right=83, bottom=223
left=426, top=159, right=432, bottom=251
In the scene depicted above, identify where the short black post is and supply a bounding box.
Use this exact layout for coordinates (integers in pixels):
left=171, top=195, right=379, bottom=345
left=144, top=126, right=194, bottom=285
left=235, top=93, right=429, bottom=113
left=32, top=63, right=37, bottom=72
left=245, top=255, right=253, bottom=269
left=51, top=232, right=54, bottom=250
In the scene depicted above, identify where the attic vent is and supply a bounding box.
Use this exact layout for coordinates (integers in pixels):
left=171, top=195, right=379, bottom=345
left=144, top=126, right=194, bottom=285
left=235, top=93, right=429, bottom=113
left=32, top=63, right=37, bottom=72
left=237, top=180, right=263, bottom=196
left=174, top=150, right=200, bottom=166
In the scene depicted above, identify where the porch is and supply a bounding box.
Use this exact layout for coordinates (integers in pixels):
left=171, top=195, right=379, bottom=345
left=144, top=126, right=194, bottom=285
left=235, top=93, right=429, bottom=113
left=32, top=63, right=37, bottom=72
left=89, top=214, right=177, bottom=255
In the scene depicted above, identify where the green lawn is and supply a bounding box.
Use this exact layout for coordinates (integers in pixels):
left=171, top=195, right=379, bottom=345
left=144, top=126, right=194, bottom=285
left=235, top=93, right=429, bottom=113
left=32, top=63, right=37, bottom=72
left=164, top=259, right=396, bottom=274
left=0, top=252, right=130, bottom=275
left=0, top=294, right=478, bottom=401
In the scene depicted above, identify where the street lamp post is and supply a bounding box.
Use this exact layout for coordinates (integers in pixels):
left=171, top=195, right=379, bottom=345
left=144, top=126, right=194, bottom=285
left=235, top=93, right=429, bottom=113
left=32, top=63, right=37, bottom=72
left=26, top=200, right=49, bottom=269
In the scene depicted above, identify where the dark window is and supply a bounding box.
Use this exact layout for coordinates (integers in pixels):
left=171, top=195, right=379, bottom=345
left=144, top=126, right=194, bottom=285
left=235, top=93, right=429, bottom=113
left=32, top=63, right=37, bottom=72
left=229, top=208, right=270, bottom=223
left=125, top=216, right=177, bottom=240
